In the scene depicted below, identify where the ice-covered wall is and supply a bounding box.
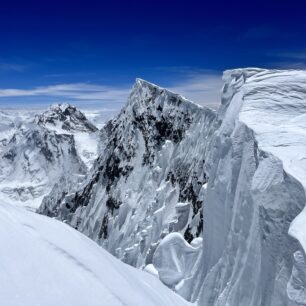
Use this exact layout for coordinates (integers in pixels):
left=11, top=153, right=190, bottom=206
left=195, top=69, right=306, bottom=305
left=40, top=79, right=216, bottom=268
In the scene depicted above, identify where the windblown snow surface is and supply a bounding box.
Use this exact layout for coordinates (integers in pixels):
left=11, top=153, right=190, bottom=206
left=0, top=201, right=189, bottom=306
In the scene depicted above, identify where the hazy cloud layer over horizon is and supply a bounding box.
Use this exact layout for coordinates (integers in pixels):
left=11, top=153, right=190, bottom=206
left=0, top=71, right=222, bottom=111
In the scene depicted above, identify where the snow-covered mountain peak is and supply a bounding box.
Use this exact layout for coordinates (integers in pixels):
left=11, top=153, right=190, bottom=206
left=131, top=77, right=206, bottom=112
left=135, top=77, right=156, bottom=86
left=35, top=103, right=98, bottom=133
left=0, top=121, right=87, bottom=210
left=39, top=78, right=216, bottom=269
left=34, top=103, right=100, bottom=168
left=0, top=103, right=102, bottom=210
left=50, top=102, right=71, bottom=112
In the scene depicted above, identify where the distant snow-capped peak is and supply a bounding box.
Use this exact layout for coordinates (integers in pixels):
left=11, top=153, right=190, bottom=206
left=35, top=103, right=98, bottom=133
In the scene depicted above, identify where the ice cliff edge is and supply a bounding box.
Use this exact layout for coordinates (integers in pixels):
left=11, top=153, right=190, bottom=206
left=196, top=68, right=306, bottom=305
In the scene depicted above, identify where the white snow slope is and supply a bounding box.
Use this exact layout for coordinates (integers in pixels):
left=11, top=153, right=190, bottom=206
left=193, top=68, right=306, bottom=305
left=0, top=200, right=189, bottom=306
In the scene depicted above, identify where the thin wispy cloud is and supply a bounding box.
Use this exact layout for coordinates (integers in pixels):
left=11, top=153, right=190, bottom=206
left=269, top=61, right=306, bottom=70
left=153, top=66, right=217, bottom=75
left=266, top=51, right=306, bottom=69
left=168, top=73, right=222, bottom=109
left=0, top=71, right=222, bottom=110
left=0, top=83, right=130, bottom=104
left=150, top=66, right=222, bottom=109
left=43, top=72, right=97, bottom=78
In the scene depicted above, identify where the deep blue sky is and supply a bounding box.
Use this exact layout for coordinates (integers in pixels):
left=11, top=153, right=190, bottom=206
left=0, top=0, right=306, bottom=109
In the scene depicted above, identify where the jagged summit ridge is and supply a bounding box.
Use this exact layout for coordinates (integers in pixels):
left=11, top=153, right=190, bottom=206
left=132, top=77, right=214, bottom=112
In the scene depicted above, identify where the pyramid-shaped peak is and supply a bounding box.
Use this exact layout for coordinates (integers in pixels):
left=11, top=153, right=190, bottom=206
left=129, top=78, right=211, bottom=115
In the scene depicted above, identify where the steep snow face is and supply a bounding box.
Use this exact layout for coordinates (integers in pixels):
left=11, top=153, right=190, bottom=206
left=0, top=201, right=190, bottom=306
left=237, top=69, right=306, bottom=187
left=0, top=104, right=99, bottom=210
left=36, top=104, right=100, bottom=168
left=195, top=69, right=306, bottom=305
left=0, top=123, right=86, bottom=210
left=39, top=79, right=216, bottom=268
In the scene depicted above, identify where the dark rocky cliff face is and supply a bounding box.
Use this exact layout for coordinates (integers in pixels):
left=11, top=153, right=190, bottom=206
left=39, top=79, right=216, bottom=268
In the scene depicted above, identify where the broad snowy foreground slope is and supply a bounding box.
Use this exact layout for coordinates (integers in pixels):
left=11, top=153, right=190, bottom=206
left=0, top=201, right=189, bottom=306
